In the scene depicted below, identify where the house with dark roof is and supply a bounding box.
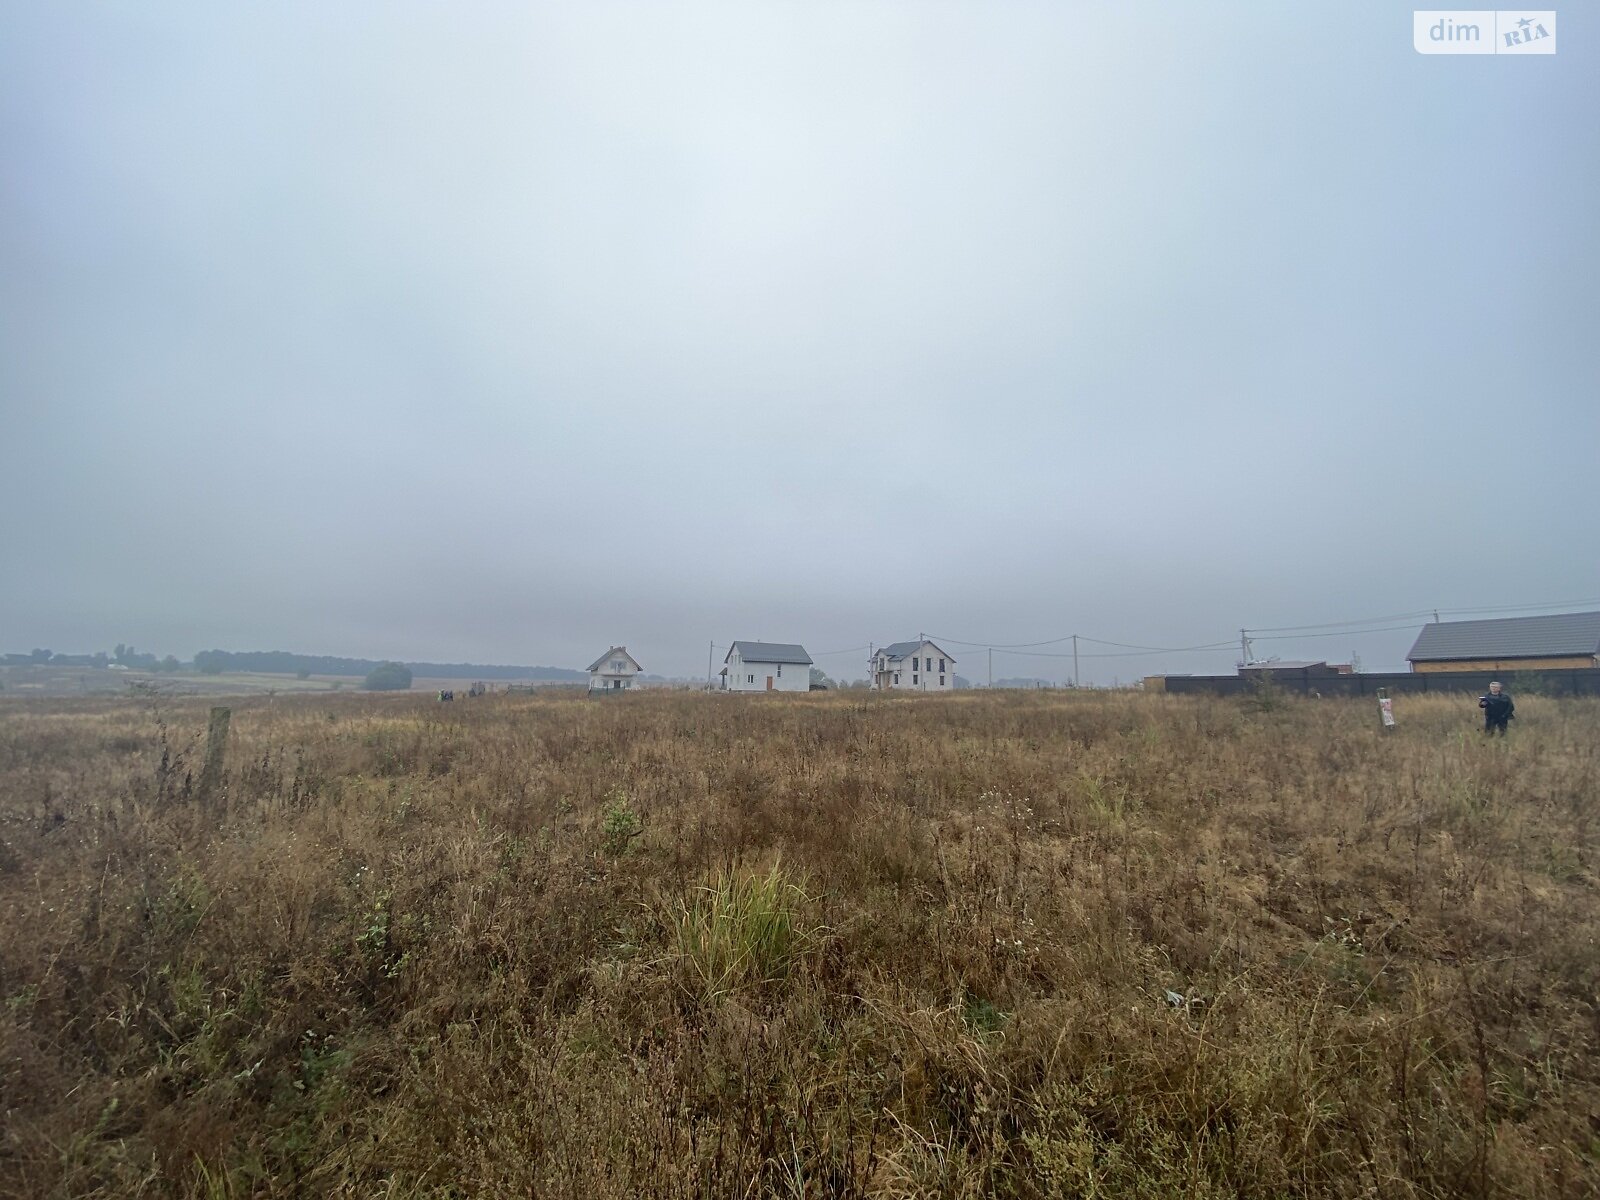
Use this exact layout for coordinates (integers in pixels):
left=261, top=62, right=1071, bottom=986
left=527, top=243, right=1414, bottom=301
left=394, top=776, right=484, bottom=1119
left=871, top=639, right=956, bottom=691
left=721, top=641, right=812, bottom=693
left=587, top=646, right=642, bottom=692
left=1406, top=611, right=1600, bottom=673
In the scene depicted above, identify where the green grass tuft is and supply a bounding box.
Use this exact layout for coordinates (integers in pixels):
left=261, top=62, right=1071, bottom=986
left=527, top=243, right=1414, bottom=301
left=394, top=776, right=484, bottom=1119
left=666, top=862, right=813, bottom=1000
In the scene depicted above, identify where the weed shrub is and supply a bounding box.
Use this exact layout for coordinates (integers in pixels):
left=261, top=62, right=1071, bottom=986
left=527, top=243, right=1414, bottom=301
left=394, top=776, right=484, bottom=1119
left=667, top=863, right=812, bottom=1000
left=0, top=688, right=1597, bottom=1196
left=600, top=787, right=642, bottom=855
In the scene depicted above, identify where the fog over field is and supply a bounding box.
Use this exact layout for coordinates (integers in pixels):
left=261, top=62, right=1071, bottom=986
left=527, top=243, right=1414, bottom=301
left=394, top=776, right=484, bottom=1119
left=2, top=3, right=1596, bottom=681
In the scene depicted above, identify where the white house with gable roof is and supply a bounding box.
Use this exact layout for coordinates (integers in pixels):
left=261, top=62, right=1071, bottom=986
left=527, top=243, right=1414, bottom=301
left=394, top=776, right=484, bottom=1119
left=588, top=646, right=642, bottom=692
left=721, top=641, right=812, bottom=693
left=871, top=639, right=955, bottom=691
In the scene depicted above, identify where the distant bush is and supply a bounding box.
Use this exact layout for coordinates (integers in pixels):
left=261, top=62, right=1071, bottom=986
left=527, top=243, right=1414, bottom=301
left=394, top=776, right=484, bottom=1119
left=1246, top=671, right=1289, bottom=712
left=363, top=662, right=413, bottom=691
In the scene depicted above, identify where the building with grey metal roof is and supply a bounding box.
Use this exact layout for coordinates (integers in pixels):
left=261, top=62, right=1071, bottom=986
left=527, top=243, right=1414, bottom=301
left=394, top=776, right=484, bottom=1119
left=721, top=641, right=814, bottom=693
left=1407, top=611, right=1600, bottom=672
left=726, top=641, right=812, bottom=665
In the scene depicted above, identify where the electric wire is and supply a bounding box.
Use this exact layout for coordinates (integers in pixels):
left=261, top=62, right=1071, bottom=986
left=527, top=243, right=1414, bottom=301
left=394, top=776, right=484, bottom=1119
left=1243, top=610, right=1437, bottom=633
left=1247, top=624, right=1424, bottom=641
left=709, top=594, right=1597, bottom=677
left=1246, top=597, right=1600, bottom=634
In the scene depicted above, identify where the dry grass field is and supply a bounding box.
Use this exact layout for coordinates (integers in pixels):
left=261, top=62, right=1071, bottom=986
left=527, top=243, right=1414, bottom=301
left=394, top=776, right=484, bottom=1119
left=1, top=687, right=1597, bottom=1197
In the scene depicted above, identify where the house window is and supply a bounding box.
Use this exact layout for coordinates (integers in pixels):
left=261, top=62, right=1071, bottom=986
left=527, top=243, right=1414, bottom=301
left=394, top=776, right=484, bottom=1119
left=913, top=674, right=919, bottom=685
left=613, top=660, right=624, bottom=672
left=912, top=657, right=919, bottom=671
left=939, top=658, right=946, bottom=671
left=777, top=664, right=782, bottom=677
left=747, top=674, right=754, bottom=684
left=894, top=672, right=900, bottom=684
left=940, top=675, right=945, bottom=686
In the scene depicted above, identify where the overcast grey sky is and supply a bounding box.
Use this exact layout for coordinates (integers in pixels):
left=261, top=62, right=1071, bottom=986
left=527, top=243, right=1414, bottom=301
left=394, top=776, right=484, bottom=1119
left=3, top=3, right=1596, bottom=682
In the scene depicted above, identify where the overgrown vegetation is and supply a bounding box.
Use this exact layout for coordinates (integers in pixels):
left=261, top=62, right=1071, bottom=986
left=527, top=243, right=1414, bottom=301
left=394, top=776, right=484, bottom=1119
left=1, top=688, right=1597, bottom=1196
left=360, top=661, right=413, bottom=691
left=667, top=863, right=814, bottom=1001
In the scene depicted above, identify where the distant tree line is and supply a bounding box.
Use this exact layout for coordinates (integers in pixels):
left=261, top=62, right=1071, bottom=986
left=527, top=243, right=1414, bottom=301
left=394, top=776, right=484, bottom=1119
left=2, top=646, right=583, bottom=680
left=0, top=646, right=181, bottom=671
left=113, top=643, right=181, bottom=671
left=191, top=649, right=583, bottom=680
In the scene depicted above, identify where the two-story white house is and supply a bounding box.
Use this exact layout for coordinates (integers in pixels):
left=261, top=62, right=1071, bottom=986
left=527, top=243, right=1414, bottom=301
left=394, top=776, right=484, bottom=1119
left=588, top=646, right=642, bottom=693
left=721, top=641, right=812, bottom=693
left=871, top=639, right=956, bottom=691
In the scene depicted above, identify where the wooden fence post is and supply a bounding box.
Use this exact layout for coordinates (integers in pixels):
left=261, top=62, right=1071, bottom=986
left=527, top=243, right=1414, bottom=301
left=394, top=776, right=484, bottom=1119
left=200, top=706, right=231, bottom=800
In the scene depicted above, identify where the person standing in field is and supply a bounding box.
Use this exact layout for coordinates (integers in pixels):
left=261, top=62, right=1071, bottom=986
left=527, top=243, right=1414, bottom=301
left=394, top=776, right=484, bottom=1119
left=1479, top=681, right=1514, bottom=736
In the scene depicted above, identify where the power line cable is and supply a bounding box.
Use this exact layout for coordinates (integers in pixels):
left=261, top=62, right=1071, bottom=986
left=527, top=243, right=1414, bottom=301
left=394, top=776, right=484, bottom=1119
left=926, top=632, right=1077, bottom=649
left=1441, top=596, right=1600, bottom=616
left=989, top=645, right=1238, bottom=660
left=1245, top=610, right=1435, bottom=633
left=1076, top=636, right=1240, bottom=652
left=711, top=596, right=1597, bottom=675
left=1246, top=596, right=1600, bottom=634
left=1247, top=623, right=1422, bottom=641
left=929, top=632, right=1238, bottom=653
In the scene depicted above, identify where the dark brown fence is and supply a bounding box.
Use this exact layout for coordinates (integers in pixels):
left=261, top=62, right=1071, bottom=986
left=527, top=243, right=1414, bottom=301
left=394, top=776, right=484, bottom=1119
left=1155, top=669, right=1600, bottom=698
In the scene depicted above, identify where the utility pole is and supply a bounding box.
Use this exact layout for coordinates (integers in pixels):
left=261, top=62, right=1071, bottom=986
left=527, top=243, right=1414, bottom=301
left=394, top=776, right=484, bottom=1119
left=707, top=642, right=713, bottom=690
left=1433, top=609, right=1440, bottom=623
left=1239, top=628, right=1250, bottom=667
left=988, top=647, right=992, bottom=689
left=1072, top=634, right=1080, bottom=689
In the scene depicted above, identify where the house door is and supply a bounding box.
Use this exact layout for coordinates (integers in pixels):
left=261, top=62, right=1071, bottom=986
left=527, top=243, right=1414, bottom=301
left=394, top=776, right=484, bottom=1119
left=766, top=676, right=774, bottom=691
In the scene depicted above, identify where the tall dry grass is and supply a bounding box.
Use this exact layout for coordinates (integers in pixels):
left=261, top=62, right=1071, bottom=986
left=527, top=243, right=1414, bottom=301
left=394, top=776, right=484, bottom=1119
left=0, top=686, right=1597, bottom=1197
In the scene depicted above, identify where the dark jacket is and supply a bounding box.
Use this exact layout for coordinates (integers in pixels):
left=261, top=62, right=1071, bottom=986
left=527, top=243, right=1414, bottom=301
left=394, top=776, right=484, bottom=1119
left=1479, top=691, right=1515, bottom=721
